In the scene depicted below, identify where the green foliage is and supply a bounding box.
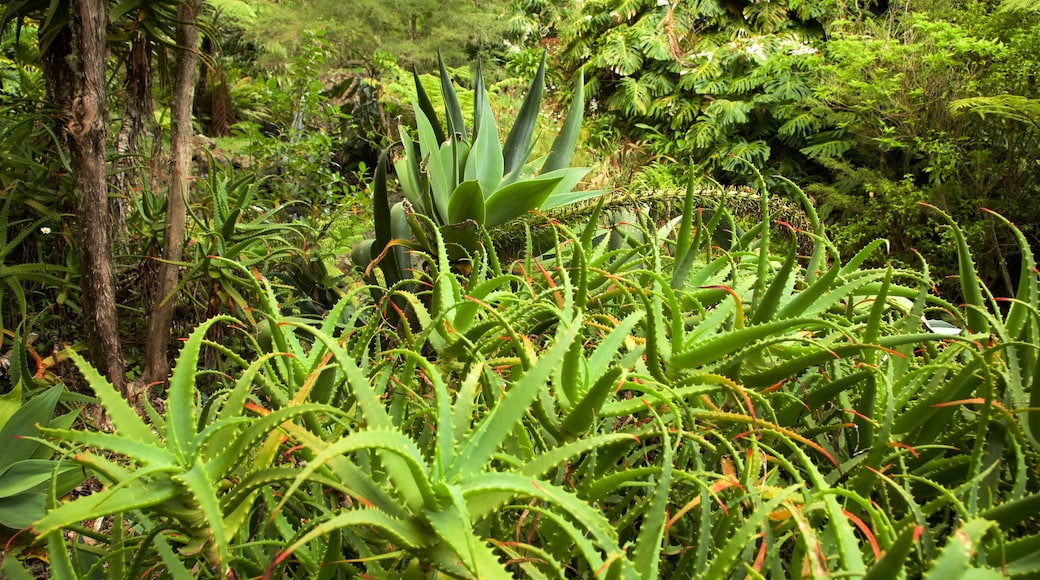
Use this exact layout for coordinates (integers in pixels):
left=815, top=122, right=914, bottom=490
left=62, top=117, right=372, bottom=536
left=0, top=384, right=82, bottom=532
left=248, top=0, right=513, bottom=70
left=353, top=52, right=599, bottom=291
left=559, top=0, right=840, bottom=181
left=31, top=168, right=1040, bottom=577
left=549, top=0, right=1040, bottom=293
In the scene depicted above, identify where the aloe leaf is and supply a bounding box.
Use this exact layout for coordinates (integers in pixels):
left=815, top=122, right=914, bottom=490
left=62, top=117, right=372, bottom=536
left=167, top=316, right=236, bottom=461
left=449, top=317, right=582, bottom=480
left=704, top=486, right=801, bottom=579
left=750, top=242, right=798, bottom=325
left=484, top=175, right=563, bottom=228
left=277, top=428, right=437, bottom=515
left=174, top=462, right=231, bottom=573
left=447, top=180, right=486, bottom=225
left=67, top=350, right=157, bottom=446
left=438, top=52, right=467, bottom=141
left=37, top=426, right=178, bottom=467
left=264, top=419, right=406, bottom=518
left=672, top=317, right=831, bottom=370
left=562, top=367, right=624, bottom=435
left=922, top=518, right=998, bottom=579
left=34, top=477, right=181, bottom=537
left=502, top=50, right=546, bottom=175
left=46, top=532, right=76, bottom=580
left=464, top=94, right=503, bottom=197
left=982, top=209, right=1037, bottom=338
left=863, top=523, right=921, bottom=580
left=542, top=67, right=584, bottom=174
left=631, top=410, right=673, bottom=578
left=462, top=471, right=621, bottom=554
left=673, top=168, right=700, bottom=271
left=272, top=509, right=430, bottom=575
left=922, top=203, right=990, bottom=335
left=426, top=485, right=510, bottom=579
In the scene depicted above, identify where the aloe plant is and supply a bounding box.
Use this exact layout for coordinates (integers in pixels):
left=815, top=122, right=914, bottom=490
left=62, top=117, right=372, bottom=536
left=33, top=317, right=335, bottom=576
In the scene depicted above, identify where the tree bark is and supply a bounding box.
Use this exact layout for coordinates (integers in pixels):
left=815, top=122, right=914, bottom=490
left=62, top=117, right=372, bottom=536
left=140, top=0, right=203, bottom=389
left=68, top=0, right=126, bottom=394
left=111, top=31, right=154, bottom=242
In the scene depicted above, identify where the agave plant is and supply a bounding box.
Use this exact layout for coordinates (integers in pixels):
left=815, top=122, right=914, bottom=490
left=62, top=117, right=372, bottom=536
left=352, top=53, right=599, bottom=285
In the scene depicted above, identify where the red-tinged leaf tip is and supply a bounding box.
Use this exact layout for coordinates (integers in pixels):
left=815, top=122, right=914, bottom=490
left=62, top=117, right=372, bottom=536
left=933, top=397, right=990, bottom=408
left=244, top=402, right=269, bottom=415
left=841, top=408, right=879, bottom=425
left=912, top=525, right=924, bottom=542
left=887, top=441, right=920, bottom=458
left=752, top=533, right=767, bottom=571
left=264, top=550, right=294, bottom=580
left=842, top=508, right=881, bottom=560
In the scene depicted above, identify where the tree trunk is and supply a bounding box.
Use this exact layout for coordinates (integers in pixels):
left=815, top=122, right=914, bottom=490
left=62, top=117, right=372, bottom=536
left=68, top=0, right=126, bottom=394
left=140, top=0, right=203, bottom=389
left=111, top=31, right=155, bottom=244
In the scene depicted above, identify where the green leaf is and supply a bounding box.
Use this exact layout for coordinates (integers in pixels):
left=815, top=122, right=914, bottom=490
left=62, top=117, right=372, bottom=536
left=0, top=460, right=82, bottom=498
left=167, top=317, right=236, bottom=461
left=502, top=51, right=546, bottom=175
left=438, top=52, right=467, bottom=141
left=67, top=351, right=157, bottom=445
left=542, top=67, right=584, bottom=174
left=449, top=317, right=582, bottom=480
left=0, top=384, right=62, bottom=467
left=0, top=491, right=45, bottom=529
left=703, top=486, right=802, bottom=579
left=483, top=175, right=564, bottom=228
left=448, top=181, right=486, bottom=226
left=34, top=478, right=181, bottom=537
left=413, top=68, right=446, bottom=145
left=464, top=94, right=503, bottom=196
left=923, top=518, right=999, bottom=580
left=863, top=523, right=921, bottom=580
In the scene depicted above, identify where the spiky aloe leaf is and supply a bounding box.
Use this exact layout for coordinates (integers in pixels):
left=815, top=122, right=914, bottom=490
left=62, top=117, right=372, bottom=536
left=461, top=471, right=629, bottom=570
left=447, top=317, right=582, bottom=480
left=34, top=478, right=181, bottom=537
left=173, top=462, right=230, bottom=573
left=275, top=428, right=439, bottom=518
left=922, top=203, right=990, bottom=335
left=561, top=367, right=624, bottom=435
left=672, top=317, right=835, bottom=370
left=703, top=486, right=802, bottom=578
left=268, top=509, right=432, bottom=580
left=922, top=518, right=999, bottom=579
left=631, top=409, right=673, bottom=579
left=167, top=316, right=237, bottom=461
left=66, top=350, right=156, bottom=445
